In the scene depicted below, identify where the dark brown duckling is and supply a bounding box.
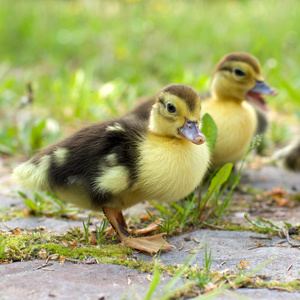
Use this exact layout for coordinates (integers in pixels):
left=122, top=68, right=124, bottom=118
left=13, top=84, right=210, bottom=253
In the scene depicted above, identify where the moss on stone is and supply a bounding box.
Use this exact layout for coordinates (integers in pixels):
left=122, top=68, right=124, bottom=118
left=1, top=229, right=300, bottom=295
left=222, top=223, right=270, bottom=234
left=0, top=230, right=132, bottom=263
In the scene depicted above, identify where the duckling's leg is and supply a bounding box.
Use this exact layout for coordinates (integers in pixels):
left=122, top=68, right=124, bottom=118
left=102, top=206, right=175, bottom=254
left=116, top=211, right=128, bottom=228
left=103, top=206, right=130, bottom=238
left=107, top=211, right=161, bottom=236
left=105, top=211, right=129, bottom=235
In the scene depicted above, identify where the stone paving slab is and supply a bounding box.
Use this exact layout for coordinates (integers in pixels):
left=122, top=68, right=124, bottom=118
left=0, top=195, right=24, bottom=209
left=0, top=260, right=160, bottom=300
left=3, top=216, right=299, bottom=284
left=3, top=218, right=299, bottom=283
left=1, top=226, right=300, bottom=299
left=0, top=216, right=86, bottom=234
left=137, top=229, right=300, bottom=281
left=1, top=165, right=300, bottom=299
left=242, top=165, right=300, bottom=192
left=215, top=289, right=300, bottom=300
left=1, top=258, right=299, bottom=300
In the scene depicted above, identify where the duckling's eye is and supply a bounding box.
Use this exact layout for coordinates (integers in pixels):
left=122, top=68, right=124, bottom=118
left=234, top=68, right=246, bottom=77
left=167, top=103, right=176, bottom=113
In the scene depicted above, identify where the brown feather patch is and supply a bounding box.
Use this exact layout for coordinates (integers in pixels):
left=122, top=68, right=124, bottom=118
left=215, top=52, right=261, bottom=74
left=159, top=84, right=199, bottom=112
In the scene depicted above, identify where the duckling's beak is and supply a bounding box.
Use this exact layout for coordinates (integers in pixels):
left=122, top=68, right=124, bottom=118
left=251, top=80, right=277, bottom=95
left=246, top=80, right=277, bottom=111
left=179, top=118, right=206, bottom=145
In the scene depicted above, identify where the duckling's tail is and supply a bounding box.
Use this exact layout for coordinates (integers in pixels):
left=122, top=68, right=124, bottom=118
left=12, top=156, right=51, bottom=191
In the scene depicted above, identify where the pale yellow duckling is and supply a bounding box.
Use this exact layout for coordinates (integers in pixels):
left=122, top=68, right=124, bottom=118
left=201, top=52, right=277, bottom=169
left=13, top=84, right=210, bottom=254
left=126, top=53, right=276, bottom=169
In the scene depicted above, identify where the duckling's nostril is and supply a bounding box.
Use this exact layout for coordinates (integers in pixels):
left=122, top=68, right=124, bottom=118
left=196, top=135, right=206, bottom=145
left=186, top=121, right=193, bottom=129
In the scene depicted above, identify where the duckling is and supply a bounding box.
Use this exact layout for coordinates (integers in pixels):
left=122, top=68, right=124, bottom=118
left=127, top=53, right=276, bottom=169
left=201, top=52, right=277, bottom=169
left=272, top=136, right=300, bottom=172
left=199, top=91, right=269, bottom=136
left=13, top=84, right=210, bottom=254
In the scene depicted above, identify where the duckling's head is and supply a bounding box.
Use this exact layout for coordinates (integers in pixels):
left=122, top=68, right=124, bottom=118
left=149, top=84, right=205, bottom=145
left=211, top=52, right=277, bottom=109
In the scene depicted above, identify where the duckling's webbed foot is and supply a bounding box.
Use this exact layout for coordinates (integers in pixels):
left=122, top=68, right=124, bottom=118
left=123, top=233, right=175, bottom=254
left=102, top=207, right=174, bottom=254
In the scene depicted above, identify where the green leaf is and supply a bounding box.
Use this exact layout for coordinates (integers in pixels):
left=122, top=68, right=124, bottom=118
left=24, top=199, right=38, bottom=211
left=169, top=202, right=184, bottom=215
left=201, top=113, right=218, bottom=151
left=257, top=217, right=280, bottom=229
left=149, top=201, right=174, bottom=218
left=144, top=261, right=162, bottom=300
left=284, top=222, right=292, bottom=229
left=206, top=163, right=233, bottom=199
left=244, top=213, right=277, bottom=232
left=17, top=191, right=27, bottom=199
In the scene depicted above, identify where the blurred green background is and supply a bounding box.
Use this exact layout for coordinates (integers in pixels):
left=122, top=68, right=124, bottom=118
left=1, top=0, right=300, bottom=156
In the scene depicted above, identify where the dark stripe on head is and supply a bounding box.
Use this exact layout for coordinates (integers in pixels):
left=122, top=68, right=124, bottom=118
left=216, top=52, right=261, bottom=74
left=158, top=97, right=166, bottom=107
left=218, top=66, right=232, bottom=73
left=159, top=84, right=199, bottom=112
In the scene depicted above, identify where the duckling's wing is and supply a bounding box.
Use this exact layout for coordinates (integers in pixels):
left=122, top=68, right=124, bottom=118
left=13, top=120, right=146, bottom=206
left=125, top=98, right=154, bottom=121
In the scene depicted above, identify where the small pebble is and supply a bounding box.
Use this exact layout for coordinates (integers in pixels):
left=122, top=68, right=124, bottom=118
left=184, top=235, right=191, bottom=241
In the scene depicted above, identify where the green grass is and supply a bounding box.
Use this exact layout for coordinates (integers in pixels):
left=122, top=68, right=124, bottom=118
left=1, top=0, right=300, bottom=155
left=1, top=0, right=300, bottom=123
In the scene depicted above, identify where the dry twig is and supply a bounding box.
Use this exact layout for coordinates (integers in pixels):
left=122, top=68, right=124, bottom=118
left=249, top=235, right=271, bottom=240
left=286, top=264, right=293, bottom=272
left=65, top=258, right=80, bottom=263
left=202, top=222, right=225, bottom=230
left=219, top=261, right=226, bottom=268
left=271, top=240, right=285, bottom=246
left=247, top=244, right=266, bottom=250
left=34, top=263, right=54, bottom=270
left=178, top=243, right=184, bottom=251
left=2, top=222, right=12, bottom=230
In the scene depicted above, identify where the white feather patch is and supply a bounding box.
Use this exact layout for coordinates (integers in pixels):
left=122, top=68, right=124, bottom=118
left=94, top=165, right=130, bottom=194
left=12, top=155, right=51, bottom=191
left=106, top=123, right=125, bottom=132
left=53, top=148, right=68, bottom=166
left=105, top=153, right=118, bottom=167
